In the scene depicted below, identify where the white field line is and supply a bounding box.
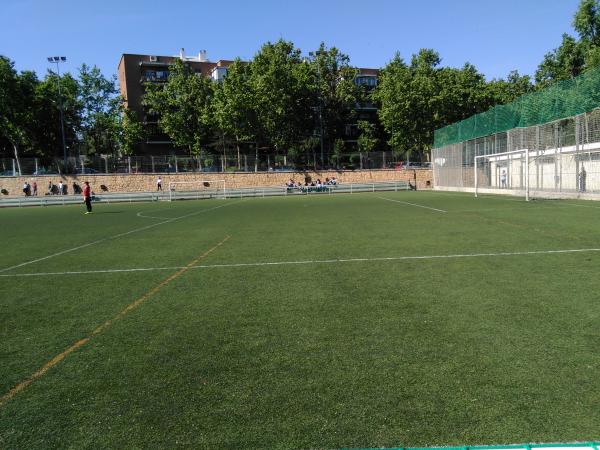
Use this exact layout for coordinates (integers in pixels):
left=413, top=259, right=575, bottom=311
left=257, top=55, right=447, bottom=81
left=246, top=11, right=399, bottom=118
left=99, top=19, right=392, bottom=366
left=0, top=200, right=242, bottom=274
left=136, top=210, right=171, bottom=219
left=2, top=247, right=600, bottom=278
left=377, top=196, right=447, bottom=213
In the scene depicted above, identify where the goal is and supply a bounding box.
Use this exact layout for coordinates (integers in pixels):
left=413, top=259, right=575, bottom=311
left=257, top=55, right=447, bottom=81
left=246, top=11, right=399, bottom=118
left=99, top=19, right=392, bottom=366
left=475, top=143, right=600, bottom=200
left=168, top=180, right=226, bottom=201
left=475, top=149, right=530, bottom=200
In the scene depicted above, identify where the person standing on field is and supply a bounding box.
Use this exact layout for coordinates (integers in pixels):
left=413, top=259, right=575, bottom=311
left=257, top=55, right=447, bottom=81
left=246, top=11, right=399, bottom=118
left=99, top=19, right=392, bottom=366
left=83, top=181, right=92, bottom=214
left=157, top=176, right=163, bottom=191
left=500, top=170, right=507, bottom=188
left=32, top=181, right=37, bottom=196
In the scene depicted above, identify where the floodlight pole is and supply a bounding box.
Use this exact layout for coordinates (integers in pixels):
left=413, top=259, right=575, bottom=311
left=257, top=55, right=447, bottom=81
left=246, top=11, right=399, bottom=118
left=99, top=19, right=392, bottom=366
left=48, top=56, right=68, bottom=172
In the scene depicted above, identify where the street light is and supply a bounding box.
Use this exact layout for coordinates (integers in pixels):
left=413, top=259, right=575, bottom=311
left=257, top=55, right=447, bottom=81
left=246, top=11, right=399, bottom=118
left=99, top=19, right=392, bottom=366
left=308, top=51, right=325, bottom=169
left=47, top=56, right=68, bottom=172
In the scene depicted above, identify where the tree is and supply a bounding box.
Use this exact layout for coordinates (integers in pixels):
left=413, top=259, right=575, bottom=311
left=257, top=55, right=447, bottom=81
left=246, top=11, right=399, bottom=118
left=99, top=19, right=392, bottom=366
left=143, top=59, right=214, bottom=158
left=78, top=64, right=120, bottom=155
left=249, top=40, right=313, bottom=154
left=33, top=71, right=81, bottom=159
left=373, top=50, right=444, bottom=161
left=212, top=59, right=257, bottom=169
left=535, top=34, right=586, bottom=87
left=356, top=120, right=377, bottom=169
left=485, top=70, right=534, bottom=105
left=308, top=43, right=361, bottom=160
left=116, top=104, right=146, bottom=156
left=574, top=0, right=600, bottom=46
left=0, top=57, right=36, bottom=172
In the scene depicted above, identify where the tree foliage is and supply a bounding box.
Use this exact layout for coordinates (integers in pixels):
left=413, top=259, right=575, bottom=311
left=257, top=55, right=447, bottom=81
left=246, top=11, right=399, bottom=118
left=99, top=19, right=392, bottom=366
left=143, top=59, right=214, bottom=156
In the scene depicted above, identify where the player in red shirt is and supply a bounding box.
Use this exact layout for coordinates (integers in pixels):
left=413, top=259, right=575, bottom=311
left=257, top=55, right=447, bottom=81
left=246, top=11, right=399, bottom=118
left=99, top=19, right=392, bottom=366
left=83, top=181, right=93, bottom=214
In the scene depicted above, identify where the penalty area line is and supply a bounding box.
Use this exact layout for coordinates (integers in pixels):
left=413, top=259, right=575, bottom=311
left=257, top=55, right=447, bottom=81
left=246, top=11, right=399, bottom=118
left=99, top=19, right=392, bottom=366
left=377, top=196, right=447, bottom=212
left=3, top=247, right=600, bottom=278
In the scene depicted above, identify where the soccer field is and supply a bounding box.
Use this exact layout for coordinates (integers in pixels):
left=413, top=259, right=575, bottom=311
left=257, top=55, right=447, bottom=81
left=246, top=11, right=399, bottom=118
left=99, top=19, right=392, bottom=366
left=1, top=191, right=600, bottom=449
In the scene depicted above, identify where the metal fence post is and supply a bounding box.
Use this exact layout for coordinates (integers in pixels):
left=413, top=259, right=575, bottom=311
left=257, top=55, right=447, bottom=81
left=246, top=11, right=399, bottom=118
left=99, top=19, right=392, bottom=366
left=151, top=156, right=155, bottom=173
left=127, top=156, right=132, bottom=174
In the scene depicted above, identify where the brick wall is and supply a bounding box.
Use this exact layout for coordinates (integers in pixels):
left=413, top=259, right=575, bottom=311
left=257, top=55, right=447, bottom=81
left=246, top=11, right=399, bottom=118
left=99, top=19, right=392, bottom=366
left=0, top=169, right=432, bottom=198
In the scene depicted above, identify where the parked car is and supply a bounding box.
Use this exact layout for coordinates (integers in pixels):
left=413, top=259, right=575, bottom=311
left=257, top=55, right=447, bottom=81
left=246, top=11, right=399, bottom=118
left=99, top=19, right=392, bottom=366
left=75, top=168, right=100, bottom=174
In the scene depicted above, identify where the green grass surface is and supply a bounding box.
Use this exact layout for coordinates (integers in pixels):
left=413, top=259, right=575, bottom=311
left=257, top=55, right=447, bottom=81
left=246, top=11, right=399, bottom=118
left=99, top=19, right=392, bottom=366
left=1, top=191, right=600, bottom=449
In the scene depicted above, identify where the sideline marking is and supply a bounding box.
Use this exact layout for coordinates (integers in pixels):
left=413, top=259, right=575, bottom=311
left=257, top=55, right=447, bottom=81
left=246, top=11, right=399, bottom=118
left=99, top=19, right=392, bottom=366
left=378, top=196, right=447, bottom=212
left=0, top=235, right=231, bottom=408
left=3, top=247, right=600, bottom=278
left=0, top=201, right=241, bottom=274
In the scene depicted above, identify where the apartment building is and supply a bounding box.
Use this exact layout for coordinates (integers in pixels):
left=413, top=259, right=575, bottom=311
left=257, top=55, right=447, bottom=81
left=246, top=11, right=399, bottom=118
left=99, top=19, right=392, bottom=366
left=118, top=49, right=379, bottom=154
left=118, top=49, right=233, bottom=154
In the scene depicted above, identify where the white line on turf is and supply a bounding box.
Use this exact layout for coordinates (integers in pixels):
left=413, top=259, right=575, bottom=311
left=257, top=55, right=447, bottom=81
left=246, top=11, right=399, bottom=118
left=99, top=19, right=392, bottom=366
left=377, top=196, right=447, bottom=213
left=0, top=200, right=242, bottom=274
left=136, top=210, right=171, bottom=219
left=2, top=247, right=599, bottom=277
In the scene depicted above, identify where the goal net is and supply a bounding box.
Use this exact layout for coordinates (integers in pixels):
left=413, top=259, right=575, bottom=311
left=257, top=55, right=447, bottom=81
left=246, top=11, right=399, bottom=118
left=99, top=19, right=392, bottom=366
left=475, top=144, right=599, bottom=200
left=168, top=180, right=226, bottom=201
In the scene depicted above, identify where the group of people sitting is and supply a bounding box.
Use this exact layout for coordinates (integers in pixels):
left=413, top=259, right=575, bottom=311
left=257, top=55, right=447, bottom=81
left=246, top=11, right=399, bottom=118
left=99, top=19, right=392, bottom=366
left=286, top=177, right=338, bottom=192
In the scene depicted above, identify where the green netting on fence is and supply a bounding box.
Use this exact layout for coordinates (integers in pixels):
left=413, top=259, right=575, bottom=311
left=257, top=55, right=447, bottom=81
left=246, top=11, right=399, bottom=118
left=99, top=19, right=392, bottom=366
left=433, top=65, right=600, bottom=148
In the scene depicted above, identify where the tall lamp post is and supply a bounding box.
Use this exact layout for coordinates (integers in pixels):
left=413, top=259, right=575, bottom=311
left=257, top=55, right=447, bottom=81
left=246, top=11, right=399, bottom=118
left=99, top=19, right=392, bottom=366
left=47, top=56, right=68, bottom=172
left=308, top=51, right=325, bottom=169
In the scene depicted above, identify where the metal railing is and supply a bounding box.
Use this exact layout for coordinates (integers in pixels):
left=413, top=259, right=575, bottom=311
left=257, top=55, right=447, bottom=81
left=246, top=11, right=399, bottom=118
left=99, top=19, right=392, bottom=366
left=0, top=152, right=418, bottom=176
left=0, top=181, right=411, bottom=208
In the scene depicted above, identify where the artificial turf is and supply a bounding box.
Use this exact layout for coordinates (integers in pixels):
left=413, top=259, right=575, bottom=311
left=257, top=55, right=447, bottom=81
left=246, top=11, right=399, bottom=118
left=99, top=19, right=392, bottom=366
left=0, top=191, right=599, bottom=449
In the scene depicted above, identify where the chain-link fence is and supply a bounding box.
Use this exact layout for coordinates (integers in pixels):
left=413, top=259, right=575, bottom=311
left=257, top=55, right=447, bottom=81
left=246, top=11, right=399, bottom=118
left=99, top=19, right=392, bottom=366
left=0, top=151, right=411, bottom=176
left=433, top=109, right=600, bottom=197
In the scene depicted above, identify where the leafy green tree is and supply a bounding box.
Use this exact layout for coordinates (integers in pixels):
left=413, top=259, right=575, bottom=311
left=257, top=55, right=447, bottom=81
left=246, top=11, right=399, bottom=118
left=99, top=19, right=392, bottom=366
left=33, top=71, right=81, bottom=158
left=143, top=59, right=214, bottom=158
left=373, top=50, right=443, bottom=161
left=356, top=120, right=377, bottom=169
left=374, top=50, right=499, bottom=160
left=0, top=57, right=37, bottom=172
left=308, top=43, right=361, bottom=160
left=77, top=64, right=120, bottom=155
left=574, top=0, right=600, bottom=46
left=485, top=70, right=534, bottom=105
left=212, top=59, right=257, bottom=168
left=535, top=34, right=586, bottom=87
left=332, top=138, right=345, bottom=169
left=249, top=40, right=313, bottom=154
left=116, top=104, right=146, bottom=156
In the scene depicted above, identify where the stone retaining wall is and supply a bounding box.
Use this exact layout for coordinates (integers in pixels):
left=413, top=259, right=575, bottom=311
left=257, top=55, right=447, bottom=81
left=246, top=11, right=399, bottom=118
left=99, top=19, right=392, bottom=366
left=0, top=169, right=432, bottom=197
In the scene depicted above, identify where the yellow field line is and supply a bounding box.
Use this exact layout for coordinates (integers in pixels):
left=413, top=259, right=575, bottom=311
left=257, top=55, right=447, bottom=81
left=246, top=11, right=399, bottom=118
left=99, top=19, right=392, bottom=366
left=0, top=235, right=231, bottom=408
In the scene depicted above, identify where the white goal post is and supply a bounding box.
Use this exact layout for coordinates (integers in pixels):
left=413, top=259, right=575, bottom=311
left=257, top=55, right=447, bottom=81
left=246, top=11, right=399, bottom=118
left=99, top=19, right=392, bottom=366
left=167, top=180, right=226, bottom=201
left=475, top=149, right=530, bottom=201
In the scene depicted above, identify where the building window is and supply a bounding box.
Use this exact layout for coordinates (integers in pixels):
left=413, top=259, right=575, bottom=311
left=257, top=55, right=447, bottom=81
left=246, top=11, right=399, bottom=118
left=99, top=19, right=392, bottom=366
left=355, top=76, right=377, bottom=87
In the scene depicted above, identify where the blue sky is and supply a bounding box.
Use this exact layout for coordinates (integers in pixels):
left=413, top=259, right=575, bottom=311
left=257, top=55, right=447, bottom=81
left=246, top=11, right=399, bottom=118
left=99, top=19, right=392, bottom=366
left=1, top=0, right=581, bottom=81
